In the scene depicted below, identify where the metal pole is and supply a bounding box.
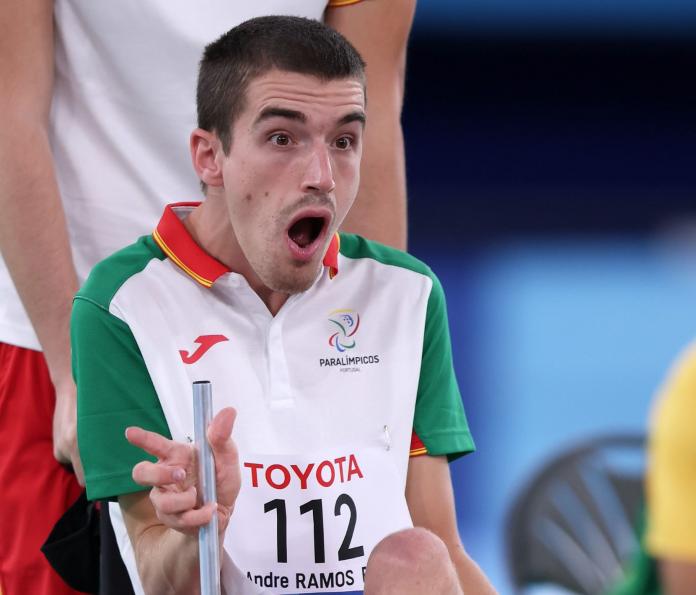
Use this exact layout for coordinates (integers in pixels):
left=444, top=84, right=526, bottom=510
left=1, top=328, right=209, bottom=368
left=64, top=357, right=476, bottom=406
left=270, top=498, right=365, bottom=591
left=193, top=380, right=221, bottom=595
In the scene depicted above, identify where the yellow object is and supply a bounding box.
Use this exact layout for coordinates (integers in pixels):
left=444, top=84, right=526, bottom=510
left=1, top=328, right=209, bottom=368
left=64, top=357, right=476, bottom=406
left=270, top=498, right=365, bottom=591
left=647, top=342, right=696, bottom=560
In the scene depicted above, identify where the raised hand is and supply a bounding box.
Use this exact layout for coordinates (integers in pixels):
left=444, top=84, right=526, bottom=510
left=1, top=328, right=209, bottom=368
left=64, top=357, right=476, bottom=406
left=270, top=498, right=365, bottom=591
left=125, top=407, right=241, bottom=536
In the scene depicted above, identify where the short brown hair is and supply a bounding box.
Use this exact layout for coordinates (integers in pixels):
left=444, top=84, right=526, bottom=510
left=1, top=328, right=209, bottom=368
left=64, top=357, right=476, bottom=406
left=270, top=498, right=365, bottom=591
left=197, top=15, right=366, bottom=154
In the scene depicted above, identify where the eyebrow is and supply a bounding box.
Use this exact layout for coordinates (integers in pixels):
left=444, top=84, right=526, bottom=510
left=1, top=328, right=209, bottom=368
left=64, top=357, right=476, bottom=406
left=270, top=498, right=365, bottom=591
left=254, top=107, right=306, bottom=126
left=253, top=107, right=366, bottom=128
left=338, top=111, right=366, bottom=128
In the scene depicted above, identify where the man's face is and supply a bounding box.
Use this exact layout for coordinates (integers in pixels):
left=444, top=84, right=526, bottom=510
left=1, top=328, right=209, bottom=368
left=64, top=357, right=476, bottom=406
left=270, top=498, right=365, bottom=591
left=218, top=69, right=365, bottom=294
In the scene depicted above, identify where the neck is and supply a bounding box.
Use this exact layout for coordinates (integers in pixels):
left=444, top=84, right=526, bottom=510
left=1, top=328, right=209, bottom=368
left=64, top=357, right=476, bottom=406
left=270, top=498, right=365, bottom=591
left=183, top=195, right=290, bottom=315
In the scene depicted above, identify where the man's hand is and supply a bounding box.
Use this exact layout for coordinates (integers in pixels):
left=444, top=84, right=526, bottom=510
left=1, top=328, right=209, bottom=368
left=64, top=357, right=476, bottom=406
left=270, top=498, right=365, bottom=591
left=52, top=378, right=85, bottom=485
left=125, top=407, right=241, bottom=536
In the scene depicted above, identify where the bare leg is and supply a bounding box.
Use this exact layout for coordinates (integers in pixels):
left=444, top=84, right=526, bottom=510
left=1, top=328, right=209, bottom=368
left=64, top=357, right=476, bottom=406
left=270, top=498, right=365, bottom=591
left=364, top=528, right=463, bottom=595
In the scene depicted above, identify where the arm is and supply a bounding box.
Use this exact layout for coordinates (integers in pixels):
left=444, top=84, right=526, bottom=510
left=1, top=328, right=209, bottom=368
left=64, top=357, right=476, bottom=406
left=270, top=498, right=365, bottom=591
left=406, top=455, right=496, bottom=594
left=120, top=491, right=202, bottom=595
left=0, top=0, right=83, bottom=481
left=120, top=408, right=240, bottom=595
left=659, top=560, right=696, bottom=595
left=325, top=0, right=415, bottom=250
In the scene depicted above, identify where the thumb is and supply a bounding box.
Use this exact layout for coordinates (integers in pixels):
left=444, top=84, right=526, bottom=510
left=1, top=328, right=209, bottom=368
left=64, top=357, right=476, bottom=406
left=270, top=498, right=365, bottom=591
left=207, top=407, right=240, bottom=508
left=207, top=407, right=237, bottom=458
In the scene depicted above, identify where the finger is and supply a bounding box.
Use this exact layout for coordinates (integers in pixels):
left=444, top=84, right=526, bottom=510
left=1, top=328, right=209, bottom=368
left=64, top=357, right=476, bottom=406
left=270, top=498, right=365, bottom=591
left=156, top=502, right=217, bottom=533
left=132, top=460, right=187, bottom=487
left=207, top=408, right=241, bottom=507
left=71, top=450, right=86, bottom=487
left=208, top=407, right=237, bottom=459
left=125, top=426, right=177, bottom=460
left=150, top=485, right=197, bottom=515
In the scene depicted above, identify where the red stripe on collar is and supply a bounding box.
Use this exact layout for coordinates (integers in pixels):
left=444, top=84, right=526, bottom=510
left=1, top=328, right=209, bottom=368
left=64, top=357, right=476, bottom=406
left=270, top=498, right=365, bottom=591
left=152, top=202, right=230, bottom=287
left=323, top=233, right=340, bottom=280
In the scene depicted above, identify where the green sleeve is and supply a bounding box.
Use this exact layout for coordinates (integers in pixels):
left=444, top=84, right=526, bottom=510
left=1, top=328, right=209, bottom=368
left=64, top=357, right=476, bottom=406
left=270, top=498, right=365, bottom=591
left=413, top=273, right=475, bottom=461
left=72, top=296, right=171, bottom=500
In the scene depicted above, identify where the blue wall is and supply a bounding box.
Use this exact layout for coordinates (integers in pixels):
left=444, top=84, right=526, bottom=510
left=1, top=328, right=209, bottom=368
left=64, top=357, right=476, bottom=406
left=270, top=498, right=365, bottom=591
left=415, top=0, right=696, bottom=36
left=421, top=239, right=696, bottom=590
left=402, top=13, right=696, bottom=591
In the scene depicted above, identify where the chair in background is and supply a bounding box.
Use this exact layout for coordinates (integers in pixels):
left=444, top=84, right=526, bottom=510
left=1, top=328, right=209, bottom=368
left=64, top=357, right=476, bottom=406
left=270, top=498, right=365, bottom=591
left=505, top=434, right=646, bottom=595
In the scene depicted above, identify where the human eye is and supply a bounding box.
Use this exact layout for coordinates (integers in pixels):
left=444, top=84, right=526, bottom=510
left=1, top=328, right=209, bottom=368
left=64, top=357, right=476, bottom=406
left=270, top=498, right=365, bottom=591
left=334, top=135, right=353, bottom=150
left=269, top=133, right=292, bottom=146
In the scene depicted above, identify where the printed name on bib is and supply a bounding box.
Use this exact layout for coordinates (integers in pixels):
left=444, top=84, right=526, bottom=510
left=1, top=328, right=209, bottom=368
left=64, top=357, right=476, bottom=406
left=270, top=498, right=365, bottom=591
left=243, top=454, right=364, bottom=490
left=245, top=568, right=365, bottom=591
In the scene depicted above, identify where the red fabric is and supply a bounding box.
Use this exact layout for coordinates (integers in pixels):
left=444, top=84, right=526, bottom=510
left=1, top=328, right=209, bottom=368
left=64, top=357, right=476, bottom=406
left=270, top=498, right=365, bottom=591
left=322, top=233, right=340, bottom=279
left=154, top=202, right=230, bottom=285
left=0, top=343, right=82, bottom=595
left=410, top=430, right=427, bottom=455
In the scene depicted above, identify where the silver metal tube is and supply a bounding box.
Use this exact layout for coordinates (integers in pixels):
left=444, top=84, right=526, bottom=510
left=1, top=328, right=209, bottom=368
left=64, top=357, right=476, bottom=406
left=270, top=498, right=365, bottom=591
left=193, top=380, right=221, bottom=595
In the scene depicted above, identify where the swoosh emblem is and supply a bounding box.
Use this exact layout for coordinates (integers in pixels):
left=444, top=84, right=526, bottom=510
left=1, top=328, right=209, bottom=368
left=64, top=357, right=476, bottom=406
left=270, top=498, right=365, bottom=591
left=179, top=335, right=229, bottom=364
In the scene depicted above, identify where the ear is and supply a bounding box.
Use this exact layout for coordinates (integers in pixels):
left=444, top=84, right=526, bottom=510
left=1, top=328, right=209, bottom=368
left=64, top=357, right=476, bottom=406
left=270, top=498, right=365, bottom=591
left=190, top=128, right=224, bottom=188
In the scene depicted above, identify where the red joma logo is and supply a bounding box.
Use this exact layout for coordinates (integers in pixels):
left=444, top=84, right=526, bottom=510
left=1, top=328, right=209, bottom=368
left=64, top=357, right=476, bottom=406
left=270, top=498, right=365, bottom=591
left=179, top=335, right=229, bottom=364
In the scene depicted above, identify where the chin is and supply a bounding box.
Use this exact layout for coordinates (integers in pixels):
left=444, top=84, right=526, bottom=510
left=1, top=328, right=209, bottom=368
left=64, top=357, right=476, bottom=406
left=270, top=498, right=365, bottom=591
left=274, top=277, right=316, bottom=295
left=266, top=267, right=319, bottom=295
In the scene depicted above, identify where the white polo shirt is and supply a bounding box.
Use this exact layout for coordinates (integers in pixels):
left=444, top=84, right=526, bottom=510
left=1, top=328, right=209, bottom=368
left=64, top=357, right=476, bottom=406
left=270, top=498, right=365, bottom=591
left=74, top=203, right=474, bottom=594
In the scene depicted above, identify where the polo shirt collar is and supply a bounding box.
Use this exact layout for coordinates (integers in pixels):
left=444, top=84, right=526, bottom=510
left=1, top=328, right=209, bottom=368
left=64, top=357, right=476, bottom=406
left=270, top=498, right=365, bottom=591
left=152, top=202, right=340, bottom=288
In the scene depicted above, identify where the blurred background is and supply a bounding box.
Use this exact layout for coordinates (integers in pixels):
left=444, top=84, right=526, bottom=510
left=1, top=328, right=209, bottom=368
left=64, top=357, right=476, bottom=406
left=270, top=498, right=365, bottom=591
left=402, top=0, right=696, bottom=591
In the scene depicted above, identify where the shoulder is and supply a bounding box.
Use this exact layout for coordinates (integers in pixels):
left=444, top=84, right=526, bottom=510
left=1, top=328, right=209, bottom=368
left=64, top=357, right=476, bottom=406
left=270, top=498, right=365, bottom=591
left=650, top=341, right=696, bottom=440
left=75, top=235, right=165, bottom=311
left=654, top=341, right=696, bottom=418
left=338, top=233, right=435, bottom=281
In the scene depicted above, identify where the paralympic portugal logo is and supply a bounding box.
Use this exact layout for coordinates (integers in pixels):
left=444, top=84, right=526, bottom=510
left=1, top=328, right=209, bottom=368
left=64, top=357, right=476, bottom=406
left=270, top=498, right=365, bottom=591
left=328, top=309, right=360, bottom=353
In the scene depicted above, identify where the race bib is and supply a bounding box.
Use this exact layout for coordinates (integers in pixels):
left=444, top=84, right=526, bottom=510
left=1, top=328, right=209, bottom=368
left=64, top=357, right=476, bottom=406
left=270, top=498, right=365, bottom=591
left=225, top=446, right=413, bottom=594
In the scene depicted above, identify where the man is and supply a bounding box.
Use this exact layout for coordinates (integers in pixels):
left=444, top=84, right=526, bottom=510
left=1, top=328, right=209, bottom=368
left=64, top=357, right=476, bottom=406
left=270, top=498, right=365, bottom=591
left=0, top=1, right=414, bottom=593
left=73, top=16, right=494, bottom=594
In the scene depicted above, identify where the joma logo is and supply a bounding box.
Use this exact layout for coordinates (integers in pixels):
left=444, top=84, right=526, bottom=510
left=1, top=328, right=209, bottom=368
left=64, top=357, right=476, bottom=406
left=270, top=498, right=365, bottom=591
left=179, top=335, right=228, bottom=364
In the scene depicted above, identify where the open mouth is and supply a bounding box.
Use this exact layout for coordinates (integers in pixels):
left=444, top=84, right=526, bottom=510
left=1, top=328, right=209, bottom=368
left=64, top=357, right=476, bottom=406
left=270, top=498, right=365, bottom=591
left=287, top=216, right=327, bottom=249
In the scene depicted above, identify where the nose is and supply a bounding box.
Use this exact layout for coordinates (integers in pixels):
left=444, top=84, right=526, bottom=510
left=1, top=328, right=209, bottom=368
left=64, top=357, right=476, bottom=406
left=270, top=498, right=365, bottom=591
left=301, top=143, right=335, bottom=195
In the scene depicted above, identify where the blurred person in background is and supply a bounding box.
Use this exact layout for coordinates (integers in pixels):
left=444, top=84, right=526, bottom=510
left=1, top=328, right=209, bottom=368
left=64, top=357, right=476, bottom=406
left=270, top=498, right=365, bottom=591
left=607, top=342, right=696, bottom=595
left=0, top=1, right=414, bottom=593
left=644, top=342, right=696, bottom=595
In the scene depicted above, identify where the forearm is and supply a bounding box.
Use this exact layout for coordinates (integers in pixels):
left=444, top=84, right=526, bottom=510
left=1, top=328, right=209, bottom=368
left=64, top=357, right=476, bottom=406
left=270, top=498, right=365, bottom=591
left=131, top=523, right=204, bottom=595
left=0, top=124, right=77, bottom=383
left=0, top=123, right=84, bottom=474
left=341, top=106, right=407, bottom=249
left=0, top=0, right=76, bottom=387
left=121, top=489, right=208, bottom=594
left=448, top=543, right=497, bottom=595
left=406, top=456, right=496, bottom=594
left=327, top=0, right=414, bottom=251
